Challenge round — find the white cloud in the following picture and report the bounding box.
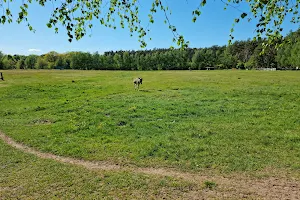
[28,48,41,52]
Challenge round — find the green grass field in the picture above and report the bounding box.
[1,70,299,175]
[0,139,198,199]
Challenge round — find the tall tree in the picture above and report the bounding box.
[219,48,237,69]
[55,55,67,69]
[134,53,141,70]
[25,55,38,69]
[290,43,300,69]
[0,51,4,69]
[113,53,122,70]
[44,51,59,69]
[4,27,300,71]
[2,56,16,69]
[122,51,131,70]
[191,50,201,70]
[92,52,104,70]
[16,59,26,69]
[35,57,48,69]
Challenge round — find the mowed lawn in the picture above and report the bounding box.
[0,70,299,175]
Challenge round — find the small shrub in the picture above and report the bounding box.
[203,181,217,189]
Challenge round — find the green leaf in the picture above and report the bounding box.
[1,16,6,24]
[241,13,247,19]
[195,10,201,16]
[28,25,33,31]
[6,9,11,16]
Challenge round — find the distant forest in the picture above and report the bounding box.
[1,29,300,70]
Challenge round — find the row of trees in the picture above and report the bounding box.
[1,29,300,70]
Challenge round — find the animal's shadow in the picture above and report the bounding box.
[138,89,151,92]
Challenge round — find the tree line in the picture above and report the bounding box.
[1,29,300,71]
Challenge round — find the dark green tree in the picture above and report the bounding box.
[25,55,38,69]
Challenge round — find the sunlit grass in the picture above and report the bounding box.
[0,140,195,199]
[0,70,299,174]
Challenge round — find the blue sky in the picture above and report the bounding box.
[0,0,299,55]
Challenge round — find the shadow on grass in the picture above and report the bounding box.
[139,89,151,92]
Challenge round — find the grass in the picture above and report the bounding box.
[0,70,300,175]
[203,181,217,189]
[0,140,196,199]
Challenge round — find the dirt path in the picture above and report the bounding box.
[1,131,299,199]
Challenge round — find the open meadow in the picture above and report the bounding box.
[0,70,300,199]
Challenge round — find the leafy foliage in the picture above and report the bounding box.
[2,28,300,70]
[0,51,4,69]
[0,0,299,49]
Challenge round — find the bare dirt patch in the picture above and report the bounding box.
[0,131,299,199]
[33,119,52,124]
[27,119,53,126]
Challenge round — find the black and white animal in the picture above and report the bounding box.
[133,77,143,90]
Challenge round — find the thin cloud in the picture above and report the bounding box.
[28,49,41,52]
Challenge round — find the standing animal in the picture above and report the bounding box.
[133,77,143,90]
